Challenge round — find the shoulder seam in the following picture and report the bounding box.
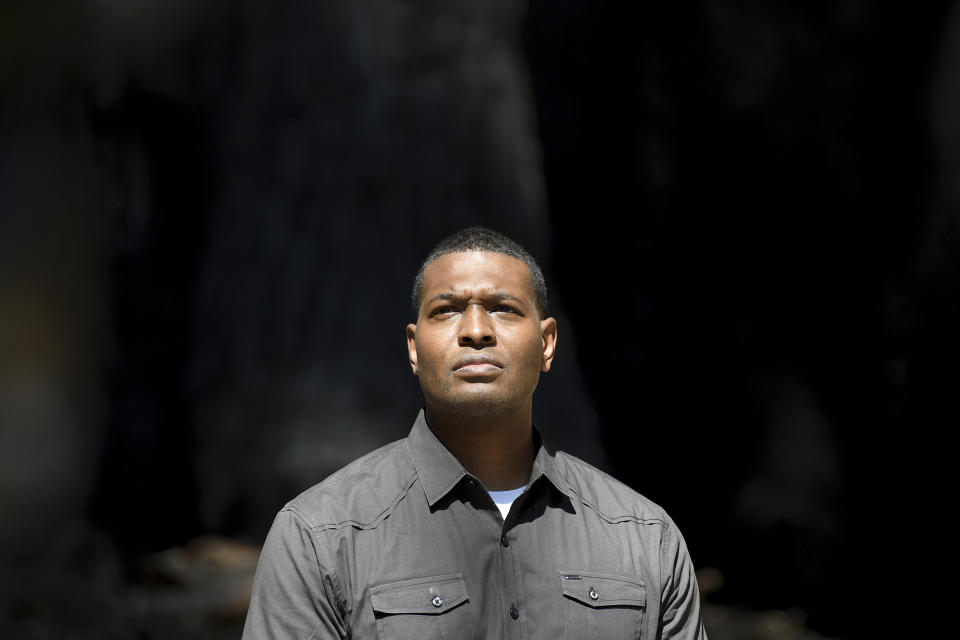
[289,467,420,532]
[312,441,407,493]
[565,484,668,526]
[554,451,669,526]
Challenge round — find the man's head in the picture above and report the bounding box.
[411,226,549,320]
[406,227,557,417]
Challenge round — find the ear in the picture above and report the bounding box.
[406,323,419,375]
[540,316,558,372]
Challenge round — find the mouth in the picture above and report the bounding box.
[452,354,504,378]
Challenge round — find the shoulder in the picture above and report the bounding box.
[552,449,673,529]
[283,438,418,532]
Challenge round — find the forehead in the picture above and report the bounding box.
[421,251,533,298]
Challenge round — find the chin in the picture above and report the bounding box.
[433,391,516,417]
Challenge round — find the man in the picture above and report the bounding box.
[243,226,707,639]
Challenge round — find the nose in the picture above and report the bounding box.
[458,304,496,347]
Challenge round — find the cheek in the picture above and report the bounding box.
[414,336,445,377]
[513,335,546,373]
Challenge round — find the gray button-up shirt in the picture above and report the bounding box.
[243,411,707,639]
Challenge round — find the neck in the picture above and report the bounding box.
[424,402,535,491]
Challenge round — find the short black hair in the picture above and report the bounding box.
[411,226,548,319]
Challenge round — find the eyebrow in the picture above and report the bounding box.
[427,292,524,305]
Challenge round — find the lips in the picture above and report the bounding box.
[453,353,504,372]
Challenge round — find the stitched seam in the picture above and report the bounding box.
[313,442,406,494]
[564,485,667,527]
[307,469,419,532]
[283,507,349,638]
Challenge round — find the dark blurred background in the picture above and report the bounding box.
[1,1,957,638]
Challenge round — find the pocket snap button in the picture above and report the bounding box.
[588,587,599,601]
[432,595,443,608]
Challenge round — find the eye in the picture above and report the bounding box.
[492,304,520,314]
[430,305,459,318]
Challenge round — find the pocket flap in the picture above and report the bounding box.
[370,573,469,615]
[559,571,646,608]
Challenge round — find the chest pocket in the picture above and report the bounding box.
[370,573,471,640]
[559,570,646,639]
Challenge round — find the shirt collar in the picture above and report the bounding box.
[406,409,571,506]
[529,431,572,499]
[407,409,470,506]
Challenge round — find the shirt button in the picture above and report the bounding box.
[589,587,599,601]
[500,535,509,547]
[432,595,443,608]
[509,604,519,619]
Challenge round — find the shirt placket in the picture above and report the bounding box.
[463,476,527,640]
[497,520,520,639]
[501,488,536,640]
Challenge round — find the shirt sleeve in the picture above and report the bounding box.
[657,518,708,640]
[242,508,349,640]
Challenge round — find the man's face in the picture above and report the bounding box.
[406,251,557,417]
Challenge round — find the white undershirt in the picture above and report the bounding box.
[488,487,526,519]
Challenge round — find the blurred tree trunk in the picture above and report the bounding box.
[88,0,604,549]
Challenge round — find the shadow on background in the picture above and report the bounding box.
[1,1,957,638]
